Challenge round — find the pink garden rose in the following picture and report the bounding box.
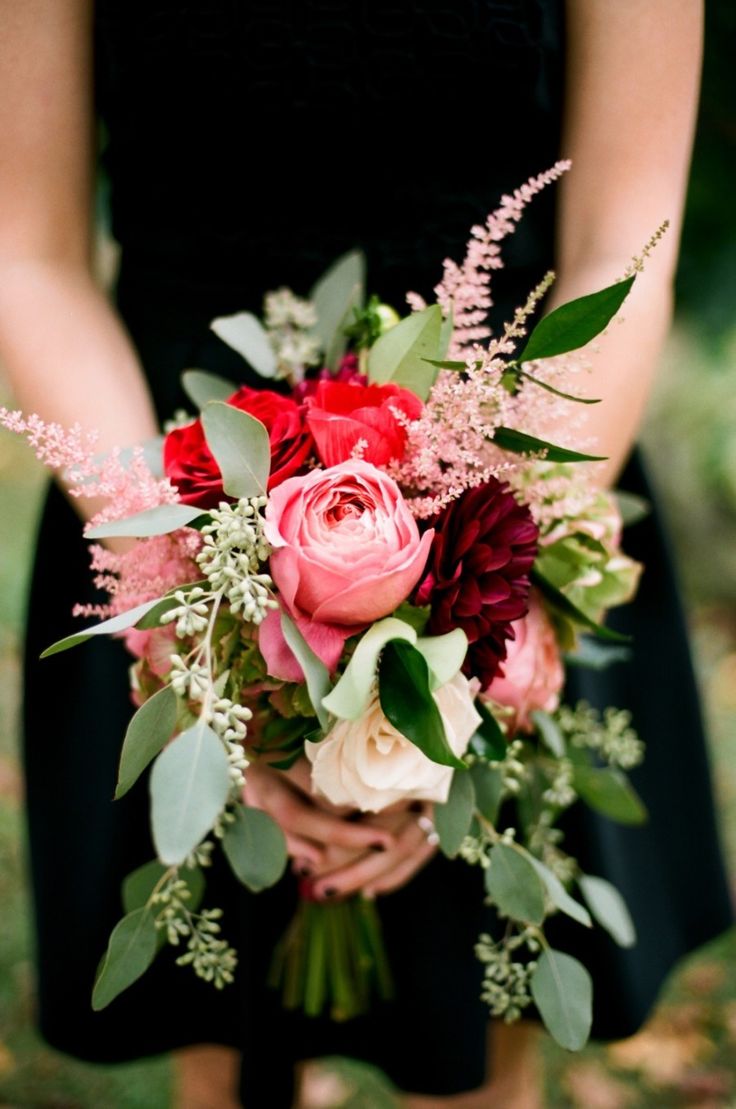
[263,461,433,670]
[481,594,564,734]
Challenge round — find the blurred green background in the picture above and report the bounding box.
[1,5,735,1106]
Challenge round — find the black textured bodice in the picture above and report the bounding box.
[95,0,566,317]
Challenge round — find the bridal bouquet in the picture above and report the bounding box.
[2,163,659,1051]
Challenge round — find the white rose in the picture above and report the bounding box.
[305,672,481,813]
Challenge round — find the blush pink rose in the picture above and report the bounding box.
[481,594,564,734]
[263,461,433,669]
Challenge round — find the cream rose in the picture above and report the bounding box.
[305,672,481,812]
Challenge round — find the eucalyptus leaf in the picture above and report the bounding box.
[201,400,270,498]
[92,907,159,1011]
[484,843,546,926]
[310,251,366,369]
[438,309,454,359]
[493,427,605,464]
[530,710,566,758]
[135,582,209,631]
[472,699,507,761]
[518,276,635,363]
[115,685,178,799]
[434,770,475,858]
[222,804,288,892]
[322,617,417,722]
[572,764,648,826]
[470,763,504,823]
[150,722,231,866]
[86,503,207,540]
[368,305,443,400]
[564,637,632,670]
[279,612,331,730]
[530,948,593,1051]
[122,859,205,916]
[378,640,466,769]
[40,597,172,658]
[414,628,468,690]
[614,490,651,527]
[526,855,592,928]
[531,568,632,644]
[211,312,277,378]
[182,368,238,409]
[578,874,637,948]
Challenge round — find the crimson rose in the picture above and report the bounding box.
[415,479,539,687]
[164,387,313,508]
[305,379,422,468]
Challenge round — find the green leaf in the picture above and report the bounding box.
[472,699,508,761]
[564,637,631,670]
[530,948,593,1051]
[614,490,651,527]
[517,369,601,405]
[85,503,208,540]
[210,312,278,378]
[40,597,171,658]
[414,627,468,690]
[391,602,430,636]
[222,803,288,892]
[530,710,566,758]
[572,764,648,826]
[134,582,209,630]
[368,305,443,400]
[122,859,205,916]
[484,843,546,926]
[439,310,454,359]
[150,721,232,866]
[322,617,417,722]
[279,612,331,731]
[310,251,366,369]
[422,358,467,371]
[378,640,466,769]
[92,907,159,1011]
[493,427,606,464]
[434,770,475,858]
[518,276,635,363]
[115,685,178,799]
[578,874,637,948]
[469,763,504,823]
[201,400,270,498]
[526,855,592,928]
[182,369,238,409]
[532,568,632,644]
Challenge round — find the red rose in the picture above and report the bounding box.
[164,387,314,508]
[415,479,539,687]
[305,379,422,468]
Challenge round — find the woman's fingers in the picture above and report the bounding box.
[308,814,435,900]
[363,839,437,898]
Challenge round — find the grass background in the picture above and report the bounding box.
[1,6,735,1100]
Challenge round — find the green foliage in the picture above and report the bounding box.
[182,368,238,408]
[368,305,443,400]
[415,627,468,689]
[150,722,232,865]
[86,503,207,539]
[40,597,171,658]
[531,948,593,1051]
[532,567,632,645]
[310,250,366,368]
[517,276,635,363]
[279,611,331,730]
[472,699,508,761]
[470,762,504,823]
[526,855,592,929]
[210,312,278,378]
[579,874,637,949]
[92,907,159,1011]
[484,843,546,926]
[322,617,416,721]
[391,601,430,635]
[201,400,271,498]
[115,685,178,799]
[493,426,606,464]
[435,770,475,858]
[122,859,205,916]
[531,710,567,758]
[572,763,648,826]
[378,640,465,769]
[222,804,288,892]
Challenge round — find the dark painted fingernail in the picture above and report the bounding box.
[297,865,313,877]
[370,842,387,852]
[346,809,363,823]
[322,886,337,898]
[409,801,424,813]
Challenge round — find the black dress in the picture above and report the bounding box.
[22,2,732,1105]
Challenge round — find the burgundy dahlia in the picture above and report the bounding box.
[415,479,539,687]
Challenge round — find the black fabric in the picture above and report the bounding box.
[22,1,732,1104]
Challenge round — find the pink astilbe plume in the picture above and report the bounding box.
[75,531,202,620]
[434,161,570,356]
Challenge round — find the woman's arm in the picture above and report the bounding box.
[547,0,703,485]
[0,0,158,480]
